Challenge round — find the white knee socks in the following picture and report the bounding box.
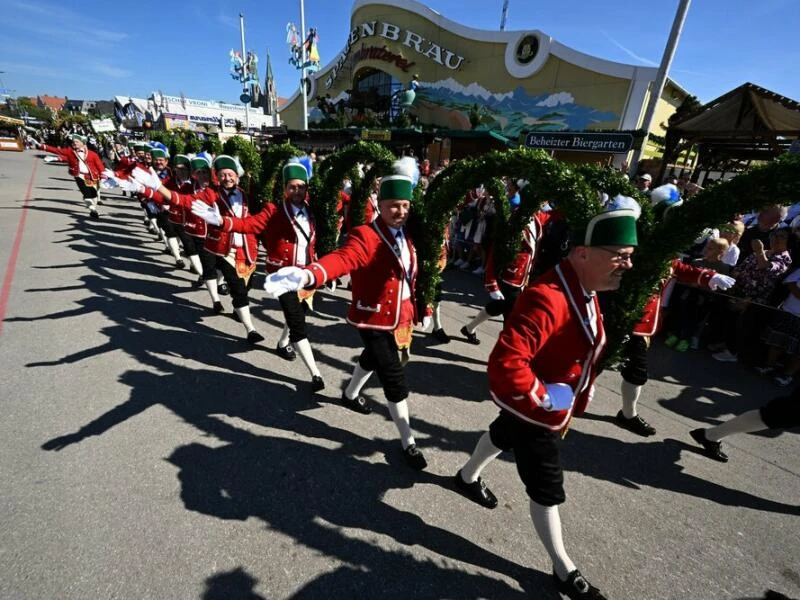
[433,302,443,331]
[387,400,415,449]
[621,381,642,418]
[345,363,373,400]
[705,409,767,442]
[167,237,181,262]
[278,324,291,348]
[460,432,502,483]
[529,500,577,581]
[205,279,221,303]
[294,339,321,377]
[466,308,491,334]
[188,254,203,275]
[234,306,257,334]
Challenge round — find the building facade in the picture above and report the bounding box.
[280,0,689,165]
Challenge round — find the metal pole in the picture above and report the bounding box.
[240,13,251,137]
[500,0,509,31]
[628,0,691,175]
[300,0,308,130]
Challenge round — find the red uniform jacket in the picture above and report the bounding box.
[163,177,193,225]
[41,144,105,181]
[633,258,715,336]
[220,199,317,274]
[142,182,210,238]
[488,259,606,431]
[484,213,546,293]
[172,186,258,262]
[304,219,419,330]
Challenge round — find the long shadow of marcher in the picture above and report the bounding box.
[560,428,799,516]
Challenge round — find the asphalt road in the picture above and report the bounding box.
[0,150,797,600]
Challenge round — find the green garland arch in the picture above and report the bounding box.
[417,148,603,307]
[315,141,396,256]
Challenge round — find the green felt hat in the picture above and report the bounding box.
[190,154,212,171]
[282,162,309,185]
[173,154,191,167]
[134,142,149,153]
[575,209,639,247]
[214,154,242,175]
[150,147,169,159]
[379,175,413,201]
[69,133,87,143]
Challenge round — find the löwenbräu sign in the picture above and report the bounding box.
[524,132,634,153]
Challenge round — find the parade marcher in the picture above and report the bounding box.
[264,158,430,470]
[460,204,550,345]
[690,387,800,462]
[165,154,196,273]
[149,143,184,267]
[610,190,735,437]
[453,205,641,600]
[133,155,265,344]
[34,133,106,220]
[191,157,325,392]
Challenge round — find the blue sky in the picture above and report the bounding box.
[1,0,797,106]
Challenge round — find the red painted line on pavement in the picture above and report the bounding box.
[0,159,39,335]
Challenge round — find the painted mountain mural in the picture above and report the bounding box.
[413,78,620,138]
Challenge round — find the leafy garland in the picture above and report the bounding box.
[417,148,603,307]
[315,141,396,255]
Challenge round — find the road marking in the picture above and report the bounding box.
[0,158,39,335]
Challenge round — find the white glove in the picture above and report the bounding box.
[541,382,574,412]
[27,137,41,148]
[421,316,432,331]
[708,273,735,291]
[264,266,309,299]
[131,167,161,191]
[118,179,144,194]
[489,290,505,301]
[191,200,223,226]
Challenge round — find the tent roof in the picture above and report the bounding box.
[673,82,800,137]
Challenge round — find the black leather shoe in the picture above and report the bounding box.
[311,375,325,392]
[690,428,728,462]
[454,470,498,509]
[247,330,265,344]
[89,210,99,220]
[175,259,185,270]
[431,328,451,343]
[194,276,205,288]
[615,410,656,436]
[218,283,230,296]
[460,325,480,345]
[212,301,224,314]
[340,391,371,414]
[276,343,296,361]
[402,444,427,470]
[553,569,607,599]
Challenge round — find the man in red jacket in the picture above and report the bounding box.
[264,159,429,470]
[135,155,265,344]
[453,206,639,600]
[35,133,106,220]
[191,158,325,392]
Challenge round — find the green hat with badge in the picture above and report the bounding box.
[379,175,413,201]
[282,156,312,186]
[573,195,640,247]
[214,154,244,176]
[378,157,419,201]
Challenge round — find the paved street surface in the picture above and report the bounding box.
[0,150,798,600]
